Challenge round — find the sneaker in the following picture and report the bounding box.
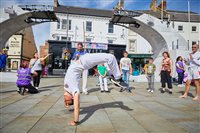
[161,88,165,93]
[35,87,39,90]
[110,76,127,88]
[127,89,132,93]
[119,88,124,92]
[150,90,154,93]
[101,90,104,93]
[147,89,151,92]
[83,91,88,95]
[105,90,110,93]
[168,89,172,94]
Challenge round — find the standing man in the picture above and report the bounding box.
[120,51,133,93]
[72,42,88,95]
[180,44,200,101]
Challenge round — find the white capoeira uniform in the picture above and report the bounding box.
[64,53,121,96]
[186,51,200,80]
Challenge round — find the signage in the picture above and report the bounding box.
[8,35,22,56]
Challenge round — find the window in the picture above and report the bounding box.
[108,23,114,33]
[129,40,137,52]
[192,26,197,32]
[62,19,67,29]
[57,19,60,29]
[178,26,183,31]
[108,40,113,44]
[86,21,92,32]
[56,36,60,40]
[86,38,91,42]
[68,20,72,30]
[61,36,67,41]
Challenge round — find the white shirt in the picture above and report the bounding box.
[120,57,131,70]
[186,51,200,68]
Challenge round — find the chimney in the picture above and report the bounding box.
[54,0,59,7]
[150,0,157,12]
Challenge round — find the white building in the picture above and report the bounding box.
[49,5,200,77]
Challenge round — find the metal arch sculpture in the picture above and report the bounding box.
[110,9,168,58]
[0,5,58,50]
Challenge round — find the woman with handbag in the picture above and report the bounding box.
[29,52,51,90]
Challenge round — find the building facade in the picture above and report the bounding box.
[6,27,37,70]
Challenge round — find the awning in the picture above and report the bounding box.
[128,54,153,58]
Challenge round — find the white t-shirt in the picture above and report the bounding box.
[120,57,131,70]
[30,59,42,71]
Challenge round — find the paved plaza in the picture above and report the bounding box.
[0,76,199,133]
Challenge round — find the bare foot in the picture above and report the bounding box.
[69,121,78,126]
[192,97,199,101]
[179,95,187,98]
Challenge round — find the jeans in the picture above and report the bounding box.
[161,70,172,89]
[122,69,130,90]
[147,74,155,90]
[177,72,184,84]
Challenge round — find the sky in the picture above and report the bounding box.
[0,0,200,50]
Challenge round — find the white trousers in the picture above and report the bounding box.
[81,69,88,92]
[99,76,108,91]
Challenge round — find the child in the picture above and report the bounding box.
[176,56,185,87]
[98,63,109,93]
[16,62,38,95]
[119,51,133,93]
[145,57,156,93]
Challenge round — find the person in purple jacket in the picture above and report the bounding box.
[176,56,185,87]
[16,62,38,95]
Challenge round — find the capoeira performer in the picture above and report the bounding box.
[64,53,127,126]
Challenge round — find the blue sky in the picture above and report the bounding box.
[0,0,199,50]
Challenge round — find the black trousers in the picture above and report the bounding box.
[33,70,42,87]
[161,70,173,89]
[18,84,38,94]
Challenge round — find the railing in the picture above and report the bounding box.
[18,5,54,12]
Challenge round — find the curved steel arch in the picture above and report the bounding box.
[0,11,57,50]
[111,12,168,58]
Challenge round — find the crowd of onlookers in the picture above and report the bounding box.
[14,42,200,101]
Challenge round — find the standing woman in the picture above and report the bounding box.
[160,51,173,94]
[29,52,51,90]
[176,56,185,87]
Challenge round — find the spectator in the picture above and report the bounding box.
[16,62,38,95]
[29,52,51,90]
[98,63,109,93]
[176,56,185,87]
[72,42,88,95]
[0,49,7,72]
[144,57,156,93]
[160,51,173,94]
[120,51,133,93]
[180,44,200,101]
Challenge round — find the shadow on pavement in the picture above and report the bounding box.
[79,101,133,124]
[176,91,194,98]
[40,85,63,89]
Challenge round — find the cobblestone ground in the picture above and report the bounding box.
[0,77,199,133]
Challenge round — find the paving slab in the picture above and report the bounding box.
[0,77,199,133]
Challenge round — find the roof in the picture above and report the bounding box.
[54,5,200,22]
[54,5,112,18]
